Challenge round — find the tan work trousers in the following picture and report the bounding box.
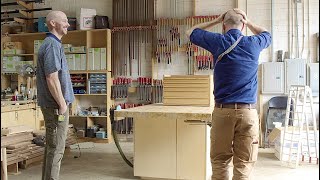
[41,107,69,180]
[211,108,259,180]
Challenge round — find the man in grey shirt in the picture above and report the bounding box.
[36,10,74,180]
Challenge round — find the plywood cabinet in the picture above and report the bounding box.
[35,107,44,130]
[115,104,213,180]
[134,117,177,179]
[177,119,211,180]
[17,108,35,129]
[1,111,16,127]
[1,105,36,129]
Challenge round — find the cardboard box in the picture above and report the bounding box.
[80,54,87,70]
[63,44,72,53]
[100,48,107,70]
[269,127,319,160]
[71,46,86,53]
[3,42,23,50]
[34,40,44,54]
[2,56,25,72]
[2,49,25,55]
[94,48,101,70]
[67,54,75,70]
[74,54,81,70]
[76,8,96,30]
[88,48,94,70]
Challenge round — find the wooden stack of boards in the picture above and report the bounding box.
[163,75,214,107]
[1,126,44,172]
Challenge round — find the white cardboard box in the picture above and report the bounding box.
[80,54,87,70]
[67,55,75,70]
[94,48,101,70]
[88,48,94,70]
[76,8,96,30]
[100,48,107,70]
[270,127,319,160]
[74,54,81,70]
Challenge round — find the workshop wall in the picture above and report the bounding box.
[31,0,319,122]
[33,0,112,20]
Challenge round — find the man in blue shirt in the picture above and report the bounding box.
[186,9,271,180]
[37,11,74,180]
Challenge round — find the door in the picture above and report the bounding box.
[1,111,16,127]
[17,109,35,129]
[134,116,177,179]
[177,118,211,180]
[262,62,285,94]
[285,59,306,93]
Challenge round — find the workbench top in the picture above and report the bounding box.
[1,100,36,112]
[115,103,214,121]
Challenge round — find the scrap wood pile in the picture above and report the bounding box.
[32,124,78,148]
[1,124,78,167]
[1,125,44,167]
[66,124,77,147]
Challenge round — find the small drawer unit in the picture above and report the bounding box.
[88,73,107,94]
[71,74,87,94]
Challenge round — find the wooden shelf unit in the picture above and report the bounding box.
[1,29,113,143]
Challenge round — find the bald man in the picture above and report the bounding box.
[36,11,74,180]
[186,9,271,180]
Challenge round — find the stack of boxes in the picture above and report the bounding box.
[88,48,107,70]
[33,41,107,71]
[64,44,87,71]
[2,41,33,72]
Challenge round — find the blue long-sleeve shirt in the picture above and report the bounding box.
[190,28,271,104]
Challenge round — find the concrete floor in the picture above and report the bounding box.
[8,142,319,180]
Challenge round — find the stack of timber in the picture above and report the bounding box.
[1,125,44,172]
[33,124,78,148]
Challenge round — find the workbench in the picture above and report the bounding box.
[115,104,214,180]
[1,100,43,130]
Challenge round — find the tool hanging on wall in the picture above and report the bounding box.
[152,79,163,103]
[155,15,220,73]
[111,77,132,99]
[137,77,153,102]
[112,0,155,77]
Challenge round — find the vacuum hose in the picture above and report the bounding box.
[110,108,133,168]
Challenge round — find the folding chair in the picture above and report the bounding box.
[264,96,293,148]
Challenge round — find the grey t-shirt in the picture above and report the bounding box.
[36,33,74,108]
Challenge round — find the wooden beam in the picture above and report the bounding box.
[16,0,33,10]
[13,17,26,24]
[18,10,28,17]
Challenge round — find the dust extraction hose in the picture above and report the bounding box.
[110,108,133,168]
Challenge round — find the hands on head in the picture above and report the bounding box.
[232,8,248,25]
